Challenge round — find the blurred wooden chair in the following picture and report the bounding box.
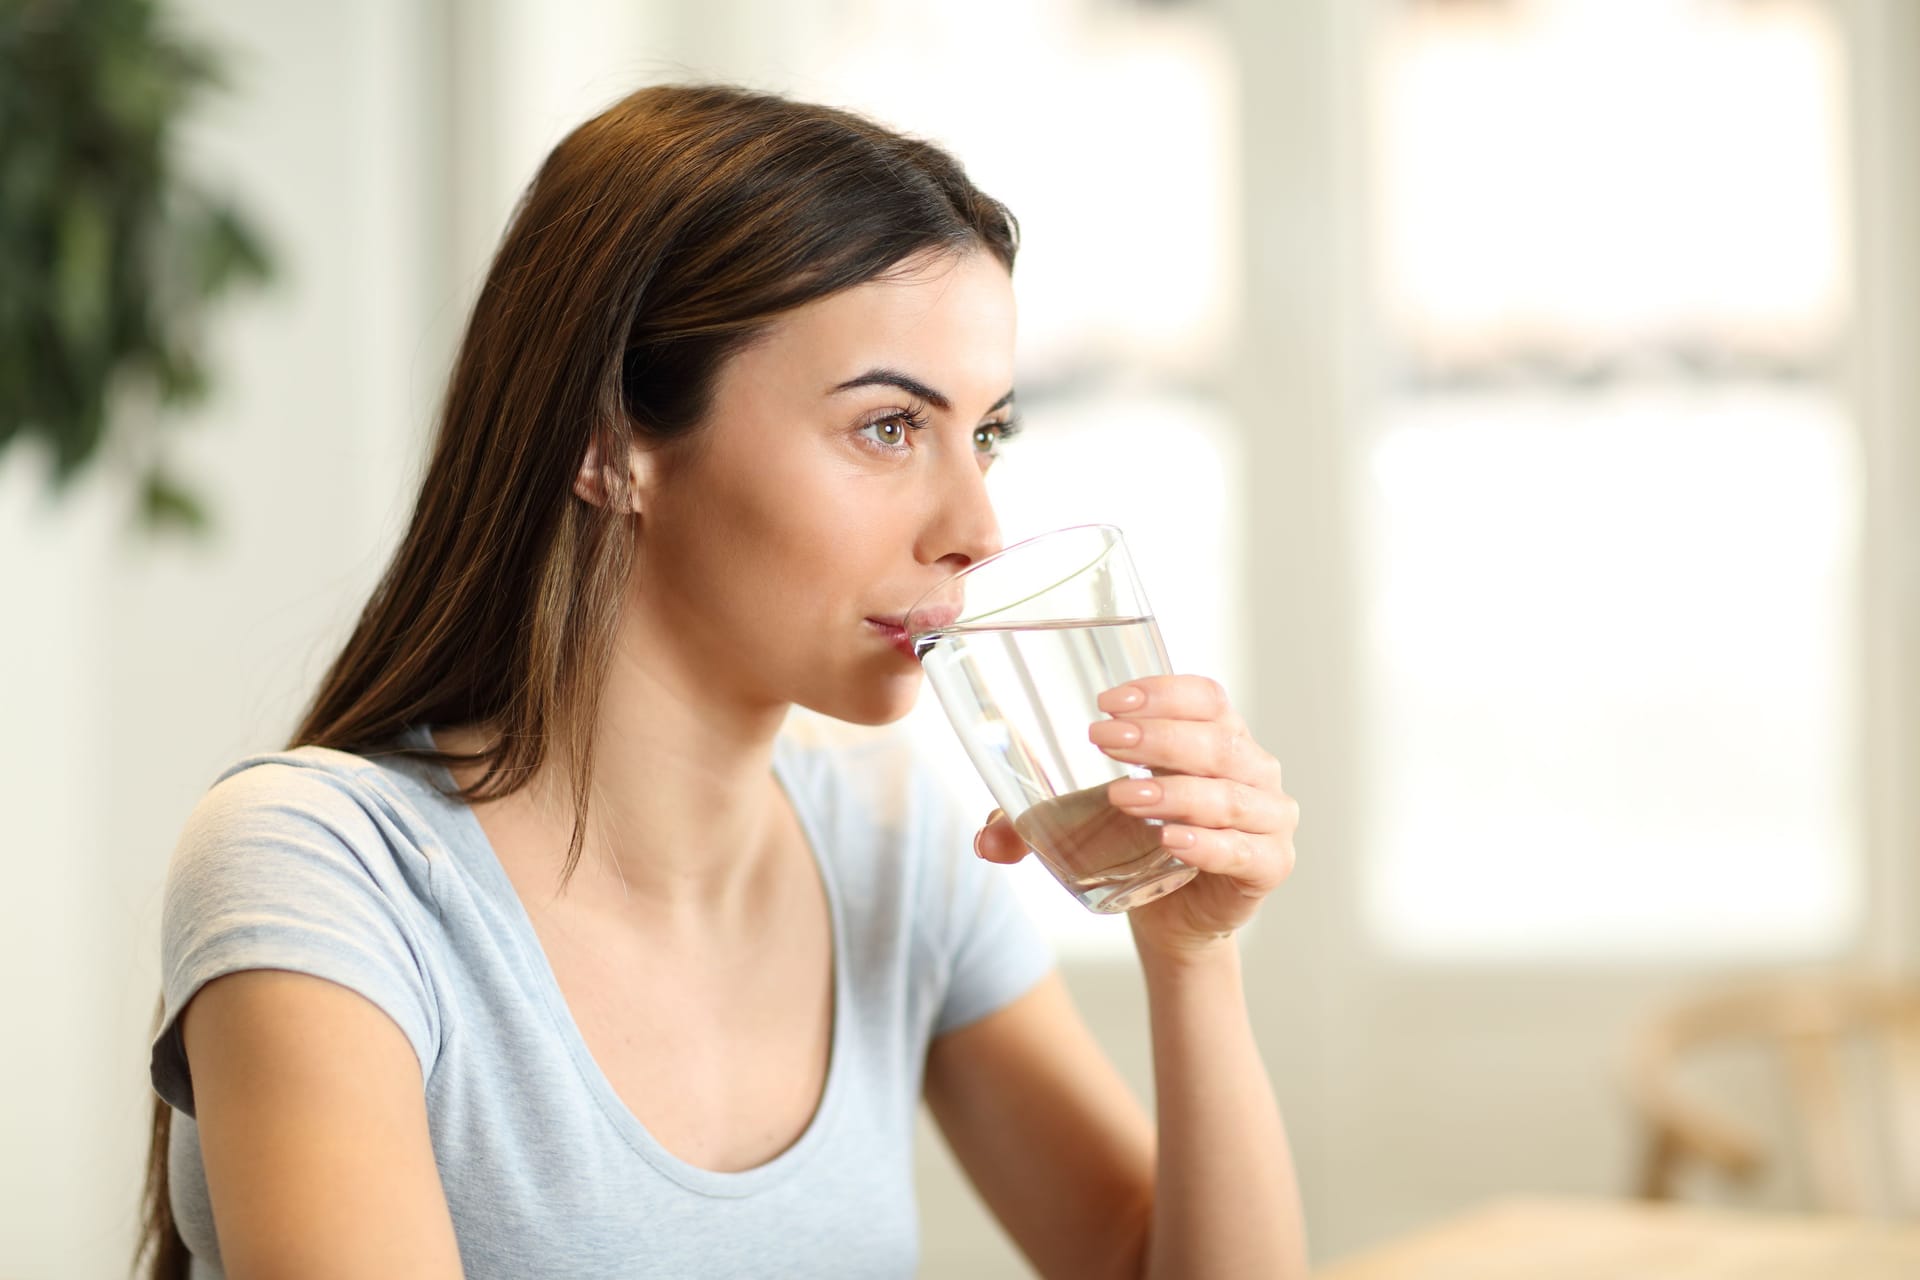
[1626,971,1920,1219]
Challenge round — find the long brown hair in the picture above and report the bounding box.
[135,79,1018,1277]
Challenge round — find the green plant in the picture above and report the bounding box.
[0,0,274,535]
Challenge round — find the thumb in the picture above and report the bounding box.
[973,807,1032,865]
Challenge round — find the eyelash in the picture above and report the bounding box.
[856,404,1024,459]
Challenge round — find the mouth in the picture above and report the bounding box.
[862,617,919,660]
[867,602,963,635]
[863,603,962,661]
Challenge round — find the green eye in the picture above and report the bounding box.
[974,418,1023,455]
[858,413,919,451]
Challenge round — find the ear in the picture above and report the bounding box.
[573,433,655,514]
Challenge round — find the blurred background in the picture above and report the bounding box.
[4,0,1917,1275]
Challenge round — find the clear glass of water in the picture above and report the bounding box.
[905,524,1200,914]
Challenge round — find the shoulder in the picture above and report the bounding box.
[166,738,448,918]
[193,742,399,823]
[155,739,452,1110]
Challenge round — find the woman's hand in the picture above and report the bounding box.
[974,674,1299,962]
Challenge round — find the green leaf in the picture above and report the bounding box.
[154,345,209,405]
[0,0,275,530]
[139,464,211,533]
[196,202,274,297]
[50,396,108,486]
[53,190,113,351]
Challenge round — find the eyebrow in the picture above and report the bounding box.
[828,368,1015,415]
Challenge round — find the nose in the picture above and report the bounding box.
[923,445,1003,573]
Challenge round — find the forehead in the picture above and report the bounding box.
[740,250,1016,390]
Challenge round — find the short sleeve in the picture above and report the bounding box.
[920,769,1057,1038]
[149,760,441,1117]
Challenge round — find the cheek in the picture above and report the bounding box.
[670,449,894,613]
[762,499,896,616]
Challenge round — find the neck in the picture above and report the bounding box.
[439,629,796,924]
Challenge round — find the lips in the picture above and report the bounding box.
[862,617,919,660]
[868,602,962,635]
[864,601,962,662]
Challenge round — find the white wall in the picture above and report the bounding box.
[2,2,451,1272]
[2,442,122,1274]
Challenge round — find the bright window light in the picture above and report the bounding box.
[1362,0,1860,961]
[1374,0,1848,359]
[808,4,1238,375]
[1360,390,1861,959]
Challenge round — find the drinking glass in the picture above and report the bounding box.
[905,523,1199,914]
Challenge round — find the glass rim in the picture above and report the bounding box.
[904,522,1125,639]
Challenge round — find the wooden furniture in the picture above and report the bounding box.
[1313,1195,1920,1279]
[1625,972,1920,1217]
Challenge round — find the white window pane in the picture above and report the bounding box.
[1360,388,1861,959]
[1374,0,1849,358]
[809,6,1238,373]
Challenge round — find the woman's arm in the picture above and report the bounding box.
[924,973,1156,1280]
[181,969,466,1277]
[966,671,1308,1277]
[1135,938,1306,1278]
[925,955,1306,1280]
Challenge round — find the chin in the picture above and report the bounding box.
[803,670,923,728]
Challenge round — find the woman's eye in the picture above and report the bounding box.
[856,412,1012,457]
[858,416,912,449]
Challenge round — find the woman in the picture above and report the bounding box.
[137,82,1305,1278]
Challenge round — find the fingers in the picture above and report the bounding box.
[1106,773,1296,837]
[1095,674,1241,729]
[975,789,1301,893]
[1142,819,1296,890]
[973,808,1031,865]
[1088,713,1279,787]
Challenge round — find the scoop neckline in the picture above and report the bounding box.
[402,723,851,1199]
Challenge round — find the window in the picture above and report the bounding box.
[1361,0,1860,959]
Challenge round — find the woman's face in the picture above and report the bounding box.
[630,247,1017,726]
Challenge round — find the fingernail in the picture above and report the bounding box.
[986,807,1004,826]
[1089,719,1142,747]
[1100,686,1144,712]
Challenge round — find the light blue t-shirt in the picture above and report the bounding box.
[149,717,1055,1279]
